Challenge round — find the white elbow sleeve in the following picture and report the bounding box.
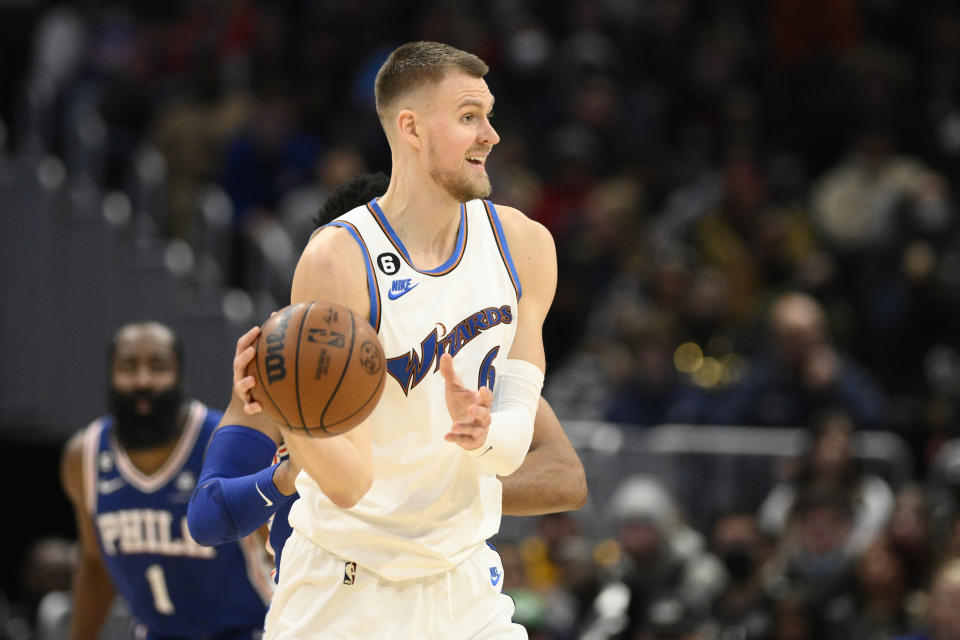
[468,359,544,476]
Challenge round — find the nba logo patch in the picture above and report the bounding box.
[343,561,357,585]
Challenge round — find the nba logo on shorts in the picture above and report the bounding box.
[343,561,357,585]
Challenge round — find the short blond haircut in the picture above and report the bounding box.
[374,41,488,120]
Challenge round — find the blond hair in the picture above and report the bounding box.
[374,41,488,120]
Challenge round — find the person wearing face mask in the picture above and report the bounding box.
[709,509,775,640]
[60,322,272,640]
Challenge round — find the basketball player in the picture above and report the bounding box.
[225,42,561,638]
[60,322,272,640]
[187,173,585,581]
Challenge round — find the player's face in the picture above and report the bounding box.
[422,70,500,202]
[108,325,183,449]
[110,327,179,406]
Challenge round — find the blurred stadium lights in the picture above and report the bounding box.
[36,154,65,191]
[101,191,133,228]
[164,238,195,277]
[221,287,255,324]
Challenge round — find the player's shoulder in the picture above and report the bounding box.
[196,401,224,441]
[308,202,369,242]
[62,417,104,459]
[198,402,224,426]
[62,429,86,464]
[301,222,364,266]
[486,202,555,254]
[61,423,95,503]
[292,213,372,315]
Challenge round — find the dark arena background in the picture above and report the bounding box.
[3,1,960,639]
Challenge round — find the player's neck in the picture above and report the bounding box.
[122,406,189,476]
[377,177,463,267]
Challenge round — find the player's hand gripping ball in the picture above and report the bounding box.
[249,302,386,436]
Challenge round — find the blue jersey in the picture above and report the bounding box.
[265,443,294,583]
[82,401,272,639]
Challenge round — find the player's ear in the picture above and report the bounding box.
[396,109,422,151]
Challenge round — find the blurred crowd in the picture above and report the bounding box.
[7,0,960,638]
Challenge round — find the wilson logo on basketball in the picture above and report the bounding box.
[264,308,294,383]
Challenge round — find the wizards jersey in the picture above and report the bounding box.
[82,401,273,639]
[289,198,522,581]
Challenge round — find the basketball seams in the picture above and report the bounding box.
[293,302,315,431]
[256,325,293,429]
[318,308,357,435]
[322,367,385,429]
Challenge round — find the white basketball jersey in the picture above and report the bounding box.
[289,198,522,581]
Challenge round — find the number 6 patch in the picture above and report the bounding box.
[377,252,400,275]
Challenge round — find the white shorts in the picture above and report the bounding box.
[264,532,526,640]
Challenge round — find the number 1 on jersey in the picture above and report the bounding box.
[145,564,175,614]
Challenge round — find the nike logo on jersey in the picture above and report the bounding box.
[98,477,126,494]
[256,482,273,507]
[387,278,419,300]
[478,446,493,457]
[490,567,502,586]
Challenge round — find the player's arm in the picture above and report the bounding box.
[266,227,375,508]
[187,389,299,546]
[61,431,115,640]
[443,206,557,477]
[501,398,587,515]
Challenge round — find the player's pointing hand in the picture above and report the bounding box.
[439,353,493,450]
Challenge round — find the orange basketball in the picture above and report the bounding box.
[249,301,385,436]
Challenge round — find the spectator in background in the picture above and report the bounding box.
[147,48,254,243]
[498,542,554,640]
[846,535,917,640]
[604,311,710,427]
[758,408,894,554]
[219,77,320,288]
[8,537,85,640]
[765,488,860,640]
[887,485,936,594]
[770,595,813,640]
[691,154,817,324]
[220,79,320,223]
[636,595,713,640]
[582,476,726,640]
[277,144,367,251]
[808,125,959,418]
[945,514,960,561]
[519,512,582,594]
[545,535,603,639]
[893,558,960,640]
[709,509,775,640]
[928,439,960,558]
[715,291,889,429]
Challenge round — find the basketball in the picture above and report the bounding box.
[249,301,386,436]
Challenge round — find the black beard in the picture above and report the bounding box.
[108,386,185,450]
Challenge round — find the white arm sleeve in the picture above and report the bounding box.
[467,358,544,477]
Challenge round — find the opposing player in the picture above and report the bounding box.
[187,172,585,581]
[60,322,272,640]
[225,42,560,638]
[186,173,394,581]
